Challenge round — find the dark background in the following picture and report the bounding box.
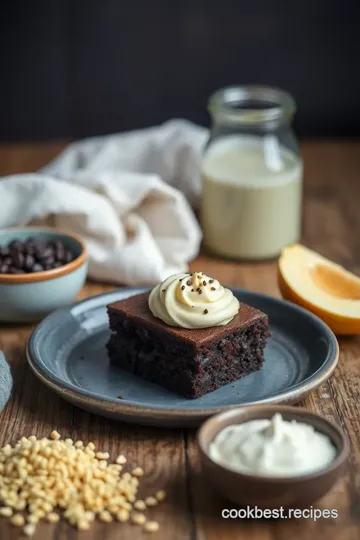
[1,0,360,141]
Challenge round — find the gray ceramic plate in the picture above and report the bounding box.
[27,288,339,428]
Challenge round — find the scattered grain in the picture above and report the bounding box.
[99,510,112,522]
[155,490,166,502]
[145,496,157,507]
[11,513,25,527]
[134,500,146,511]
[131,467,144,477]
[0,507,13,517]
[116,509,130,522]
[46,512,60,523]
[144,520,160,532]
[0,432,165,533]
[95,452,110,460]
[23,523,36,537]
[131,512,146,525]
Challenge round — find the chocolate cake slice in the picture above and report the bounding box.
[107,292,269,399]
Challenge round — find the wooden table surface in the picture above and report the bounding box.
[0,140,359,540]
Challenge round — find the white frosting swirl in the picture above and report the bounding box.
[148,272,240,329]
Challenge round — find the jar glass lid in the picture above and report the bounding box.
[208,86,296,127]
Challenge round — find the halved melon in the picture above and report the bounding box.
[278,244,360,335]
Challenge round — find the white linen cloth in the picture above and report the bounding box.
[0,120,208,285]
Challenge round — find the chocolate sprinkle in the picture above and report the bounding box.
[191,289,194,292]
[181,285,185,290]
[203,280,207,286]
[204,309,208,314]
[186,280,191,286]
[162,289,166,292]
[198,290,202,294]
[209,279,214,283]
[211,287,216,291]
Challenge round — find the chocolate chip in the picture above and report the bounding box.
[9,267,25,274]
[24,255,35,271]
[12,251,25,269]
[24,244,36,255]
[55,244,65,261]
[32,263,44,272]
[0,237,76,274]
[53,239,64,250]
[64,251,74,263]
[34,245,46,260]
[42,255,55,266]
[39,247,54,260]
[9,240,25,252]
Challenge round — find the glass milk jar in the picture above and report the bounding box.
[201,86,303,261]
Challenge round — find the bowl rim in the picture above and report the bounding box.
[0,226,88,284]
[197,404,349,483]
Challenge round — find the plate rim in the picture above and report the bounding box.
[27,287,340,422]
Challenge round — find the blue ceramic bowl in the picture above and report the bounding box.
[0,227,88,323]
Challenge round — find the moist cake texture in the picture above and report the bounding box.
[107,292,269,399]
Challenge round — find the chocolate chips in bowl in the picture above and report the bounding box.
[0,238,76,275]
[0,228,87,322]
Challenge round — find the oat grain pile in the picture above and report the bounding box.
[0,430,165,536]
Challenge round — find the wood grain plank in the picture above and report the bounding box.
[0,140,70,176]
[0,141,360,539]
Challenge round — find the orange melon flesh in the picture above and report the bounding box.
[278,244,360,335]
